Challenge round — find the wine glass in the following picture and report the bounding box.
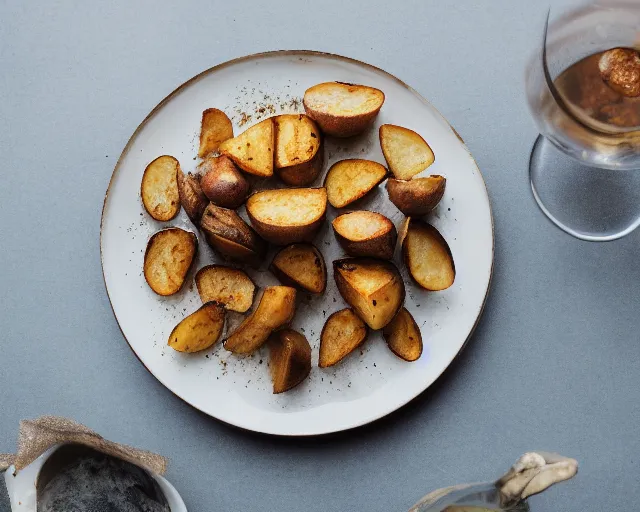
[526,1,640,241]
[409,452,577,512]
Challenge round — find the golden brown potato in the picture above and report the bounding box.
[332,211,397,260]
[382,308,423,361]
[195,265,256,313]
[270,243,326,294]
[397,217,410,248]
[200,203,267,267]
[319,309,368,367]
[224,286,297,354]
[246,187,327,245]
[141,155,181,221]
[303,82,385,137]
[324,159,388,208]
[333,258,405,330]
[177,169,208,223]
[199,156,250,209]
[168,302,226,353]
[402,220,455,291]
[386,176,446,216]
[599,48,640,98]
[379,124,435,180]
[143,228,197,296]
[198,108,233,158]
[269,329,312,393]
[274,114,323,186]
[219,118,274,177]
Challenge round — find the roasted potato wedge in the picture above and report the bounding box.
[403,220,455,291]
[274,114,323,186]
[141,155,181,221]
[397,217,411,248]
[324,159,388,208]
[200,203,267,267]
[270,243,326,294]
[332,210,397,260]
[199,156,250,209]
[333,258,405,330]
[386,176,446,216]
[319,309,368,367]
[224,286,297,354]
[177,170,208,223]
[219,118,274,177]
[195,265,256,313]
[143,228,197,296]
[269,329,312,393]
[198,108,233,158]
[380,124,435,180]
[303,82,385,137]
[382,308,423,361]
[168,302,225,353]
[246,187,327,245]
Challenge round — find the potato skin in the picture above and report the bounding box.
[269,264,322,293]
[269,329,312,394]
[200,203,267,266]
[248,211,325,246]
[177,169,208,223]
[386,176,446,216]
[334,229,396,260]
[204,234,263,267]
[303,107,380,138]
[274,114,324,186]
[332,212,397,260]
[246,188,328,245]
[199,156,250,209]
[276,147,324,186]
[382,307,423,361]
[303,82,385,137]
[269,243,327,294]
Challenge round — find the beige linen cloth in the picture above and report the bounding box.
[0,416,167,475]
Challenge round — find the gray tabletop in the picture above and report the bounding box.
[1,0,638,510]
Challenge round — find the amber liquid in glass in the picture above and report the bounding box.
[554,51,640,132]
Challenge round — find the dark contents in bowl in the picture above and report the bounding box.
[37,444,170,512]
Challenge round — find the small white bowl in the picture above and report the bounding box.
[3,444,187,511]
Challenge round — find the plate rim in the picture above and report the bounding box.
[100,49,495,437]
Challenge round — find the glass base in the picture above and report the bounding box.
[529,136,640,241]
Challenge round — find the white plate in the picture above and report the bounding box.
[101,51,493,436]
